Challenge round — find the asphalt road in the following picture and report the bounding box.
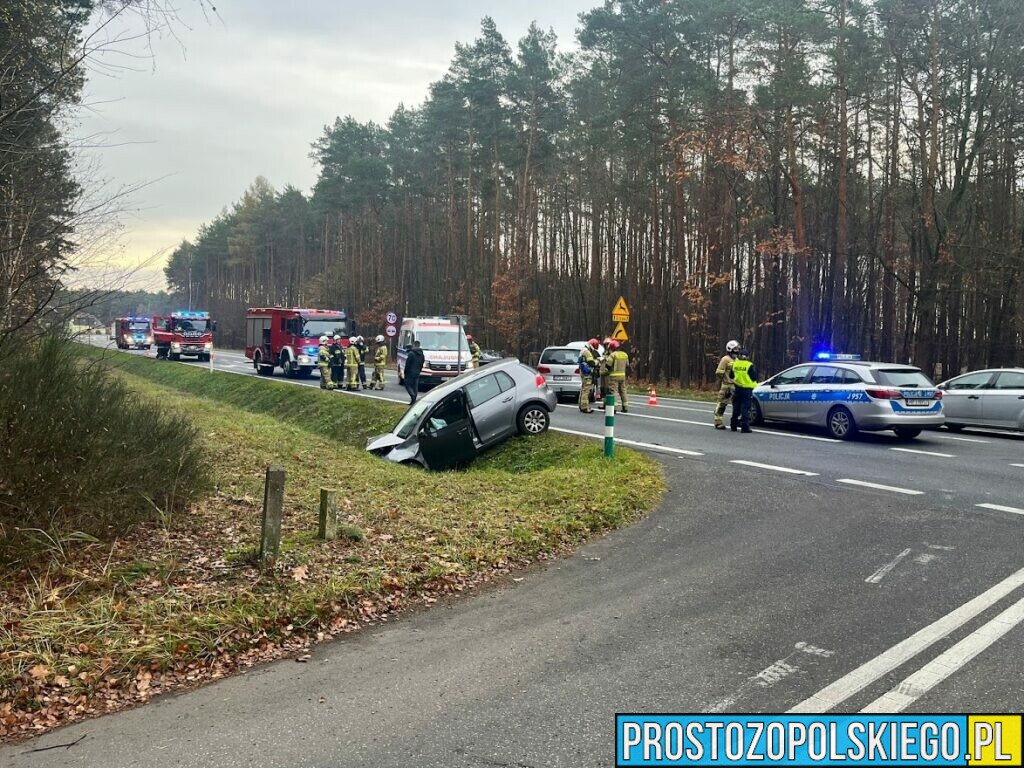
[4,338,1019,766]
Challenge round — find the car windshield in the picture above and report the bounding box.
[173,318,209,332]
[394,401,430,439]
[128,322,150,331]
[875,369,934,388]
[540,348,578,365]
[416,329,467,351]
[301,317,347,338]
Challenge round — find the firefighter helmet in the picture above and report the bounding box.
[319,335,328,344]
[375,334,385,343]
[608,339,621,350]
[726,339,741,353]
[588,338,600,348]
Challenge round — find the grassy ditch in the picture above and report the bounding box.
[1,349,664,740]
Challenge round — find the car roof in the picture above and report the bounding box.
[419,358,523,402]
[949,367,1024,374]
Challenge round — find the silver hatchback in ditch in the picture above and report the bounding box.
[752,359,945,440]
[366,359,558,470]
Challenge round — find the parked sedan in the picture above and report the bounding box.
[937,368,1024,432]
[366,359,557,470]
[537,346,582,401]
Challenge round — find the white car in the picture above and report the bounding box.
[938,368,1024,432]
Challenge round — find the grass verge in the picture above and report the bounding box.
[0,349,664,741]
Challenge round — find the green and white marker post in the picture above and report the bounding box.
[604,392,615,458]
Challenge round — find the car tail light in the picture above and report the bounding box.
[865,388,902,399]
[537,366,551,374]
[574,367,580,374]
[535,375,546,388]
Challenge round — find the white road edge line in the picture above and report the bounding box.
[889,447,955,458]
[860,596,1024,713]
[836,479,924,496]
[550,427,703,456]
[975,502,1024,517]
[787,565,1024,713]
[865,548,912,584]
[1011,463,1024,468]
[729,460,818,476]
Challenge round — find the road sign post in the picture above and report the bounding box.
[604,393,616,458]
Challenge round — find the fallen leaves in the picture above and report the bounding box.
[290,564,309,583]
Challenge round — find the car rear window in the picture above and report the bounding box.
[540,348,578,365]
[874,369,934,388]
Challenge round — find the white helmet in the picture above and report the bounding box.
[726,340,741,353]
[333,334,341,341]
[319,335,328,344]
[375,334,385,343]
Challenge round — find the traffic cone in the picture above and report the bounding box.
[648,387,658,406]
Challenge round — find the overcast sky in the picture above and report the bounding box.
[73,0,595,290]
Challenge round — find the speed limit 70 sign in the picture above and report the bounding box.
[385,312,398,325]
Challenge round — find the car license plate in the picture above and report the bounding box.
[553,375,571,381]
[906,398,931,406]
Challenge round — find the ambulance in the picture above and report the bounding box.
[396,316,473,390]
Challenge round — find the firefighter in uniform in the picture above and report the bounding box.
[467,335,482,368]
[354,336,368,389]
[729,348,759,433]
[345,337,361,390]
[714,339,741,429]
[317,335,334,390]
[597,337,613,406]
[329,335,344,388]
[578,338,600,413]
[372,335,388,390]
[606,339,630,412]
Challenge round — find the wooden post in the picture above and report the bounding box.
[260,465,285,568]
[318,488,338,541]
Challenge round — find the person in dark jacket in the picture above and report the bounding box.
[355,336,368,389]
[329,335,344,388]
[403,340,425,403]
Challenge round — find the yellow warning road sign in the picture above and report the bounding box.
[612,322,629,342]
[611,296,630,323]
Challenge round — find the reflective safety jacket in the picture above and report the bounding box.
[731,359,757,389]
[345,345,360,366]
[329,343,344,366]
[716,353,735,382]
[469,341,481,365]
[608,350,629,380]
[579,345,598,376]
[375,346,387,365]
[317,345,331,367]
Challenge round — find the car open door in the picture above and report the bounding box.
[418,390,477,470]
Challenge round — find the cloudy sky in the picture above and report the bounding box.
[74,0,596,290]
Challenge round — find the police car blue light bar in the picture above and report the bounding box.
[813,351,862,361]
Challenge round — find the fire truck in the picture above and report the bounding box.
[244,307,352,377]
[152,311,216,361]
[113,316,153,349]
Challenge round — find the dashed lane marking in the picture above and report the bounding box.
[860,597,1024,713]
[889,447,955,458]
[1011,463,1024,468]
[975,502,1024,517]
[865,548,912,584]
[729,460,818,476]
[573,407,841,443]
[931,433,990,444]
[836,479,924,496]
[787,565,1024,713]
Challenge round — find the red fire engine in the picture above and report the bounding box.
[113,316,153,349]
[152,311,216,361]
[244,307,352,377]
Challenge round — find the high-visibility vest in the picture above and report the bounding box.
[318,346,330,366]
[732,359,756,389]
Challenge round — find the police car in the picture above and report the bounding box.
[751,355,945,440]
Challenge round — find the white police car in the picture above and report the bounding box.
[751,355,945,440]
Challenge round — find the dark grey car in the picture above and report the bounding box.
[366,359,558,470]
[938,368,1024,432]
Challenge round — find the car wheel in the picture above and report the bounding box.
[945,423,965,432]
[751,400,764,426]
[517,404,550,436]
[893,427,922,440]
[827,406,857,440]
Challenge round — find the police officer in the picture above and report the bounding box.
[578,338,600,413]
[467,334,482,368]
[345,337,361,391]
[317,335,334,390]
[372,335,388,390]
[606,339,630,412]
[730,348,759,433]
[714,340,741,429]
[329,334,344,387]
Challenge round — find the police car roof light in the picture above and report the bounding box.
[813,351,862,362]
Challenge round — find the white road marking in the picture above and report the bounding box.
[729,460,818,476]
[889,447,955,458]
[787,565,1024,713]
[836,479,924,496]
[860,596,1024,713]
[583,407,841,443]
[706,642,834,713]
[865,548,912,584]
[550,427,703,456]
[975,502,1024,517]
[1011,463,1024,468]
[931,433,990,444]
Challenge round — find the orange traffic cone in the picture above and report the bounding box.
[648,387,658,406]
